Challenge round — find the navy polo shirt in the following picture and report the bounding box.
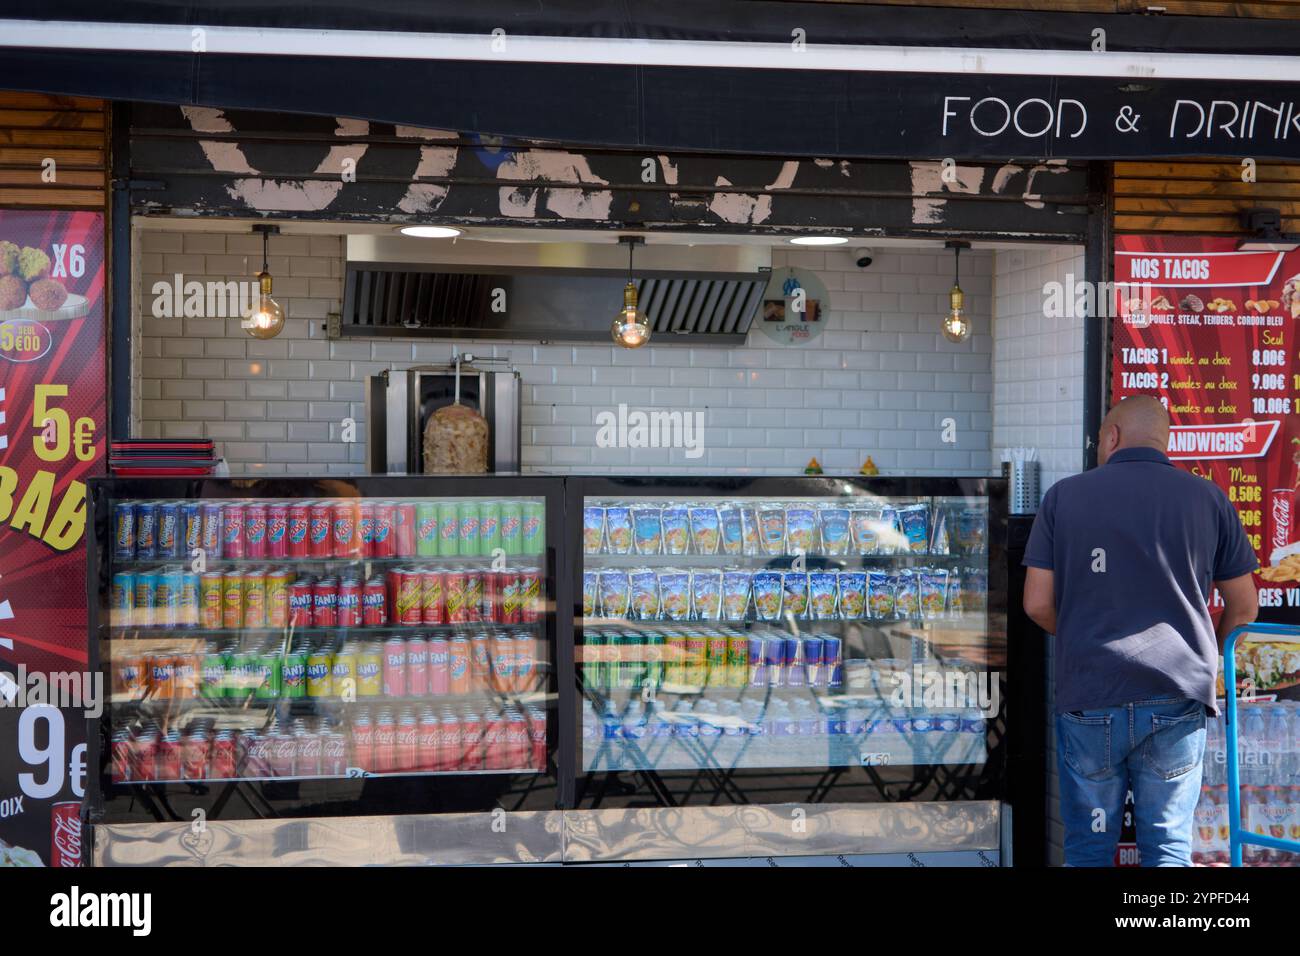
[1024,447,1257,714]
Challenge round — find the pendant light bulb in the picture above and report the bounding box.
[243,225,286,339]
[612,236,650,348]
[941,240,971,343]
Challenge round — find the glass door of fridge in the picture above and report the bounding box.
[573,477,1006,808]
[91,476,560,822]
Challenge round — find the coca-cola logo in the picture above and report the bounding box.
[1272,495,1292,542]
[52,809,82,866]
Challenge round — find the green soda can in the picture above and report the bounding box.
[253,647,282,700]
[644,632,664,690]
[500,501,522,555]
[457,501,480,555]
[583,630,606,692]
[521,501,544,556]
[621,631,643,690]
[416,502,438,557]
[437,502,459,557]
[705,630,729,687]
[607,631,627,689]
[726,632,748,688]
[478,500,502,555]
[227,650,254,699]
[200,651,228,699]
[281,647,307,698]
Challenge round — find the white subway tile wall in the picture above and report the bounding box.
[992,246,1087,491]
[134,233,996,477]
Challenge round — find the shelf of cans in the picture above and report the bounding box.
[582,498,986,558]
[110,702,549,784]
[112,496,546,563]
[109,563,543,631]
[1193,700,1300,866]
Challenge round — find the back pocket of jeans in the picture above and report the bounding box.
[1059,712,1112,781]
[1147,706,1207,780]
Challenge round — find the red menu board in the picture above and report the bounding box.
[0,210,105,866]
[1112,235,1299,626]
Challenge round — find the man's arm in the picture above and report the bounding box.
[1023,566,1057,634]
[1214,572,1259,649]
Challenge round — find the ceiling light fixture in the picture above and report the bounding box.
[399,225,462,239]
[942,240,972,344]
[242,224,285,340]
[612,235,650,349]
[788,236,849,246]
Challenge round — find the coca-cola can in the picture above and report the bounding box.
[374,501,396,559]
[440,711,462,772]
[288,503,311,557]
[337,578,362,628]
[358,501,377,558]
[50,801,82,868]
[351,711,373,772]
[271,732,297,777]
[111,733,133,782]
[417,712,440,772]
[1268,488,1294,557]
[528,707,547,770]
[296,731,323,777]
[506,710,529,769]
[181,732,209,780]
[395,713,418,772]
[323,733,347,776]
[309,502,332,558]
[157,730,183,780]
[460,710,484,770]
[267,503,289,558]
[362,578,387,626]
[394,502,416,558]
[211,732,238,779]
[222,502,246,559]
[373,711,397,774]
[132,733,158,781]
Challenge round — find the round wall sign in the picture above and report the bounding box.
[756,267,830,347]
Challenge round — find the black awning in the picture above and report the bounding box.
[3,2,1300,160]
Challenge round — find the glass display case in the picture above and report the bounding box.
[87,476,563,823]
[568,476,1008,809]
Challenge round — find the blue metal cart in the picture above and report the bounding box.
[1223,622,1300,867]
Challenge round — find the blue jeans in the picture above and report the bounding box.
[1056,697,1207,867]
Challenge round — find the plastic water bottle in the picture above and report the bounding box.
[581,699,598,769]
[1204,712,1224,787]
[1265,705,1290,787]
[601,700,624,770]
[1241,705,1268,787]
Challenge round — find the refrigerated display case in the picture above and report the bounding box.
[86,476,563,843]
[568,476,1008,849]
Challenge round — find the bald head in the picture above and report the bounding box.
[1099,395,1170,464]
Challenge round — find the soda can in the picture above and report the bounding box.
[822,636,843,689]
[330,642,356,700]
[199,573,224,630]
[253,649,282,699]
[210,733,237,779]
[784,637,805,687]
[113,502,136,559]
[496,569,521,625]
[514,635,535,693]
[521,502,545,556]
[500,501,522,555]
[491,634,514,692]
[155,569,182,628]
[182,502,203,557]
[242,570,267,628]
[131,734,158,782]
[518,568,541,624]
[224,650,251,699]
[362,577,387,626]
[456,501,480,555]
[282,649,307,698]
[135,502,158,559]
[240,504,266,559]
[218,571,241,629]
[481,710,503,770]
[222,502,246,559]
[437,502,459,557]
[306,646,333,697]
[286,503,310,558]
[747,636,767,687]
[266,569,293,629]
[726,633,748,688]
[351,712,374,772]
[176,572,200,628]
[421,569,445,625]
[266,503,289,558]
[373,711,396,774]
[705,632,729,687]
[323,733,347,776]
[312,578,338,627]
[394,502,416,558]
[199,503,223,559]
[506,710,529,768]
[440,711,464,772]
[449,637,471,695]
[460,710,484,770]
[470,634,491,692]
[383,637,407,697]
[110,572,134,628]
[582,632,606,692]
[482,569,502,624]
[358,501,377,558]
[157,731,183,781]
[337,579,362,628]
[464,572,484,624]
[479,501,502,555]
[428,637,450,695]
[373,501,396,559]
[131,571,157,628]
[289,579,314,627]
[406,636,429,696]
[308,502,332,558]
[148,653,175,700]
[416,502,438,557]
[172,652,199,699]
[395,713,418,772]
[444,571,470,624]
[296,731,323,777]
[665,632,687,687]
[764,637,785,687]
[682,630,707,686]
[417,712,440,772]
[528,708,547,770]
[802,635,825,688]
[155,502,182,559]
[356,641,383,697]
[271,732,297,778]
[117,652,147,699]
[389,568,423,626]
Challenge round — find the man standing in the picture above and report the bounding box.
[1022,395,1259,866]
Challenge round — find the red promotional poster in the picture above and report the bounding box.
[1112,235,1300,697]
[0,210,105,866]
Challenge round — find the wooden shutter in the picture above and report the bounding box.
[0,91,108,209]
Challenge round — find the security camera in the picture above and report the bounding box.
[853,247,874,269]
